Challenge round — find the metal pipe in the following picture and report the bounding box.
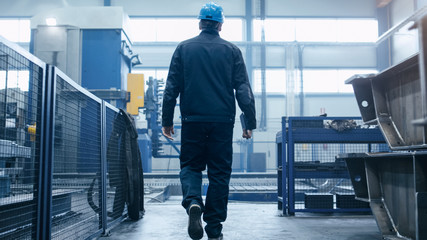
[245,0,253,85]
[376,5,427,45]
[2,55,8,139]
[298,45,304,116]
[259,0,267,130]
[100,101,108,235]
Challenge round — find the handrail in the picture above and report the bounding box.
[376,5,427,45]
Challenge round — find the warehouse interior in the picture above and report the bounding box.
[0,0,426,239]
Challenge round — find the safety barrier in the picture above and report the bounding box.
[0,36,142,239]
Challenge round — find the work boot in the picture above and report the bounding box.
[208,233,223,240]
[188,204,203,240]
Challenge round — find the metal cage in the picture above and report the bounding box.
[276,116,387,215]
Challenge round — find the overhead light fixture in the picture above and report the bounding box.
[45,18,57,26]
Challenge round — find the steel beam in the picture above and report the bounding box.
[344,15,427,238]
[340,152,427,239]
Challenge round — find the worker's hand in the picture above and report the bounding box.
[242,129,252,139]
[162,125,175,140]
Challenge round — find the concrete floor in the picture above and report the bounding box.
[98,197,382,240]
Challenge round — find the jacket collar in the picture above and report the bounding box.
[200,28,220,36]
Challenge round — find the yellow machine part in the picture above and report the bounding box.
[27,123,36,141]
[126,73,145,115]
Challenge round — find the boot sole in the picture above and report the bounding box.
[188,205,203,240]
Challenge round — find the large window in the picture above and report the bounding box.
[0,19,30,43]
[253,18,378,42]
[253,19,295,42]
[131,69,168,93]
[130,18,243,42]
[337,19,378,42]
[296,19,337,42]
[253,69,289,93]
[252,68,377,94]
[132,69,168,81]
[303,69,377,93]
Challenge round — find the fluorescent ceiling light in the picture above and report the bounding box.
[45,18,57,26]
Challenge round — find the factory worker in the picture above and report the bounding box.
[161,2,256,240]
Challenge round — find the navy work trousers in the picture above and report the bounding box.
[179,122,234,238]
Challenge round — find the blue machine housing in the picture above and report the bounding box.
[29,7,145,174]
[82,29,131,109]
[77,29,132,172]
[137,129,152,173]
[82,30,123,89]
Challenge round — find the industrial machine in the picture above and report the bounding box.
[30,7,146,172]
[340,14,427,240]
[142,76,182,160]
[30,6,142,109]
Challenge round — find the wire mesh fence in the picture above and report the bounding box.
[277,117,388,214]
[0,38,44,239]
[51,73,102,239]
[0,36,142,239]
[105,107,128,225]
[293,143,376,211]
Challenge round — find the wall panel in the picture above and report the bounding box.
[264,0,376,17]
[303,45,376,68]
[390,0,414,25]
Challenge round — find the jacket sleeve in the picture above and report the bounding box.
[232,47,257,130]
[162,46,182,127]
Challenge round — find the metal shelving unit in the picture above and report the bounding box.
[276,116,387,215]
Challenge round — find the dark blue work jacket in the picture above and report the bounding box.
[162,28,256,130]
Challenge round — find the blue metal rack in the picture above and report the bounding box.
[276,116,387,215]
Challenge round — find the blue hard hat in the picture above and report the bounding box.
[198,2,224,23]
